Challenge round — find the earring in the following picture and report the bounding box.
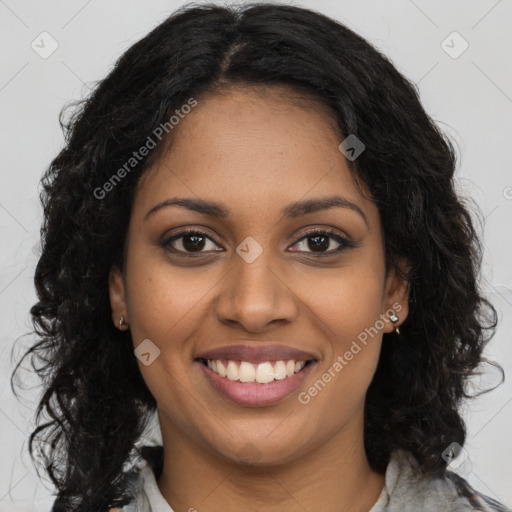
[389,311,401,335]
[119,315,129,330]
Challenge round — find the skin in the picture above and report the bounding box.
[109,85,409,512]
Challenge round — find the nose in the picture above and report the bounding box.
[214,249,299,333]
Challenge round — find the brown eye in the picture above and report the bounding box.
[289,229,353,255]
[162,229,223,254]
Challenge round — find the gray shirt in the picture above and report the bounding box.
[118,449,511,511]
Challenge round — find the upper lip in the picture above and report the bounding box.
[196,344,318,364]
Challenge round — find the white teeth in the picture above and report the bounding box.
[239,361,256,382]
[273,360,287,380]
[205,358,310,383]
[226,360,239,380]
[256,362,274,383]
[295,361,306,373]
[286,360,295,377]
[217,360,227,377]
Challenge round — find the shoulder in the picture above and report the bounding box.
[444,470,512,512]
[382,450,512,512]
[105,446,163,512]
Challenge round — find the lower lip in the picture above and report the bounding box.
[197,361,316,407]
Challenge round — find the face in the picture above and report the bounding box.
[109,85,409,466]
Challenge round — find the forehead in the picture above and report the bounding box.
[134,85,376,226]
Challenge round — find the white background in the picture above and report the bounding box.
[1,0,511,510]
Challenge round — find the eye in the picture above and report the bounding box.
[161,227,354,257]
[162,229,223,255]
[288,229,353,255]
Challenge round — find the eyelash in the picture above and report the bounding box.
[161,227,354,257]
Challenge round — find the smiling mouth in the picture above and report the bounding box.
[197,358,316,384]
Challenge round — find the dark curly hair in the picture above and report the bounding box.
[12,2,501,511]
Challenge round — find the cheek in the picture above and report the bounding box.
[302,261,385,347]
[123,255,208,420]
[122,244,223,403]
[124,249,215,342]
[297,252,385,404]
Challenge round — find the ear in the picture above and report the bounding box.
[109,265,128,328]
[382,258,410,334]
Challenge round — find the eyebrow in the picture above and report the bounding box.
[144,195,368,227]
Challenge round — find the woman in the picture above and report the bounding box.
[13,3,511,511]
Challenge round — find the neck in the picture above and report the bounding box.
[156,410,385,512]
